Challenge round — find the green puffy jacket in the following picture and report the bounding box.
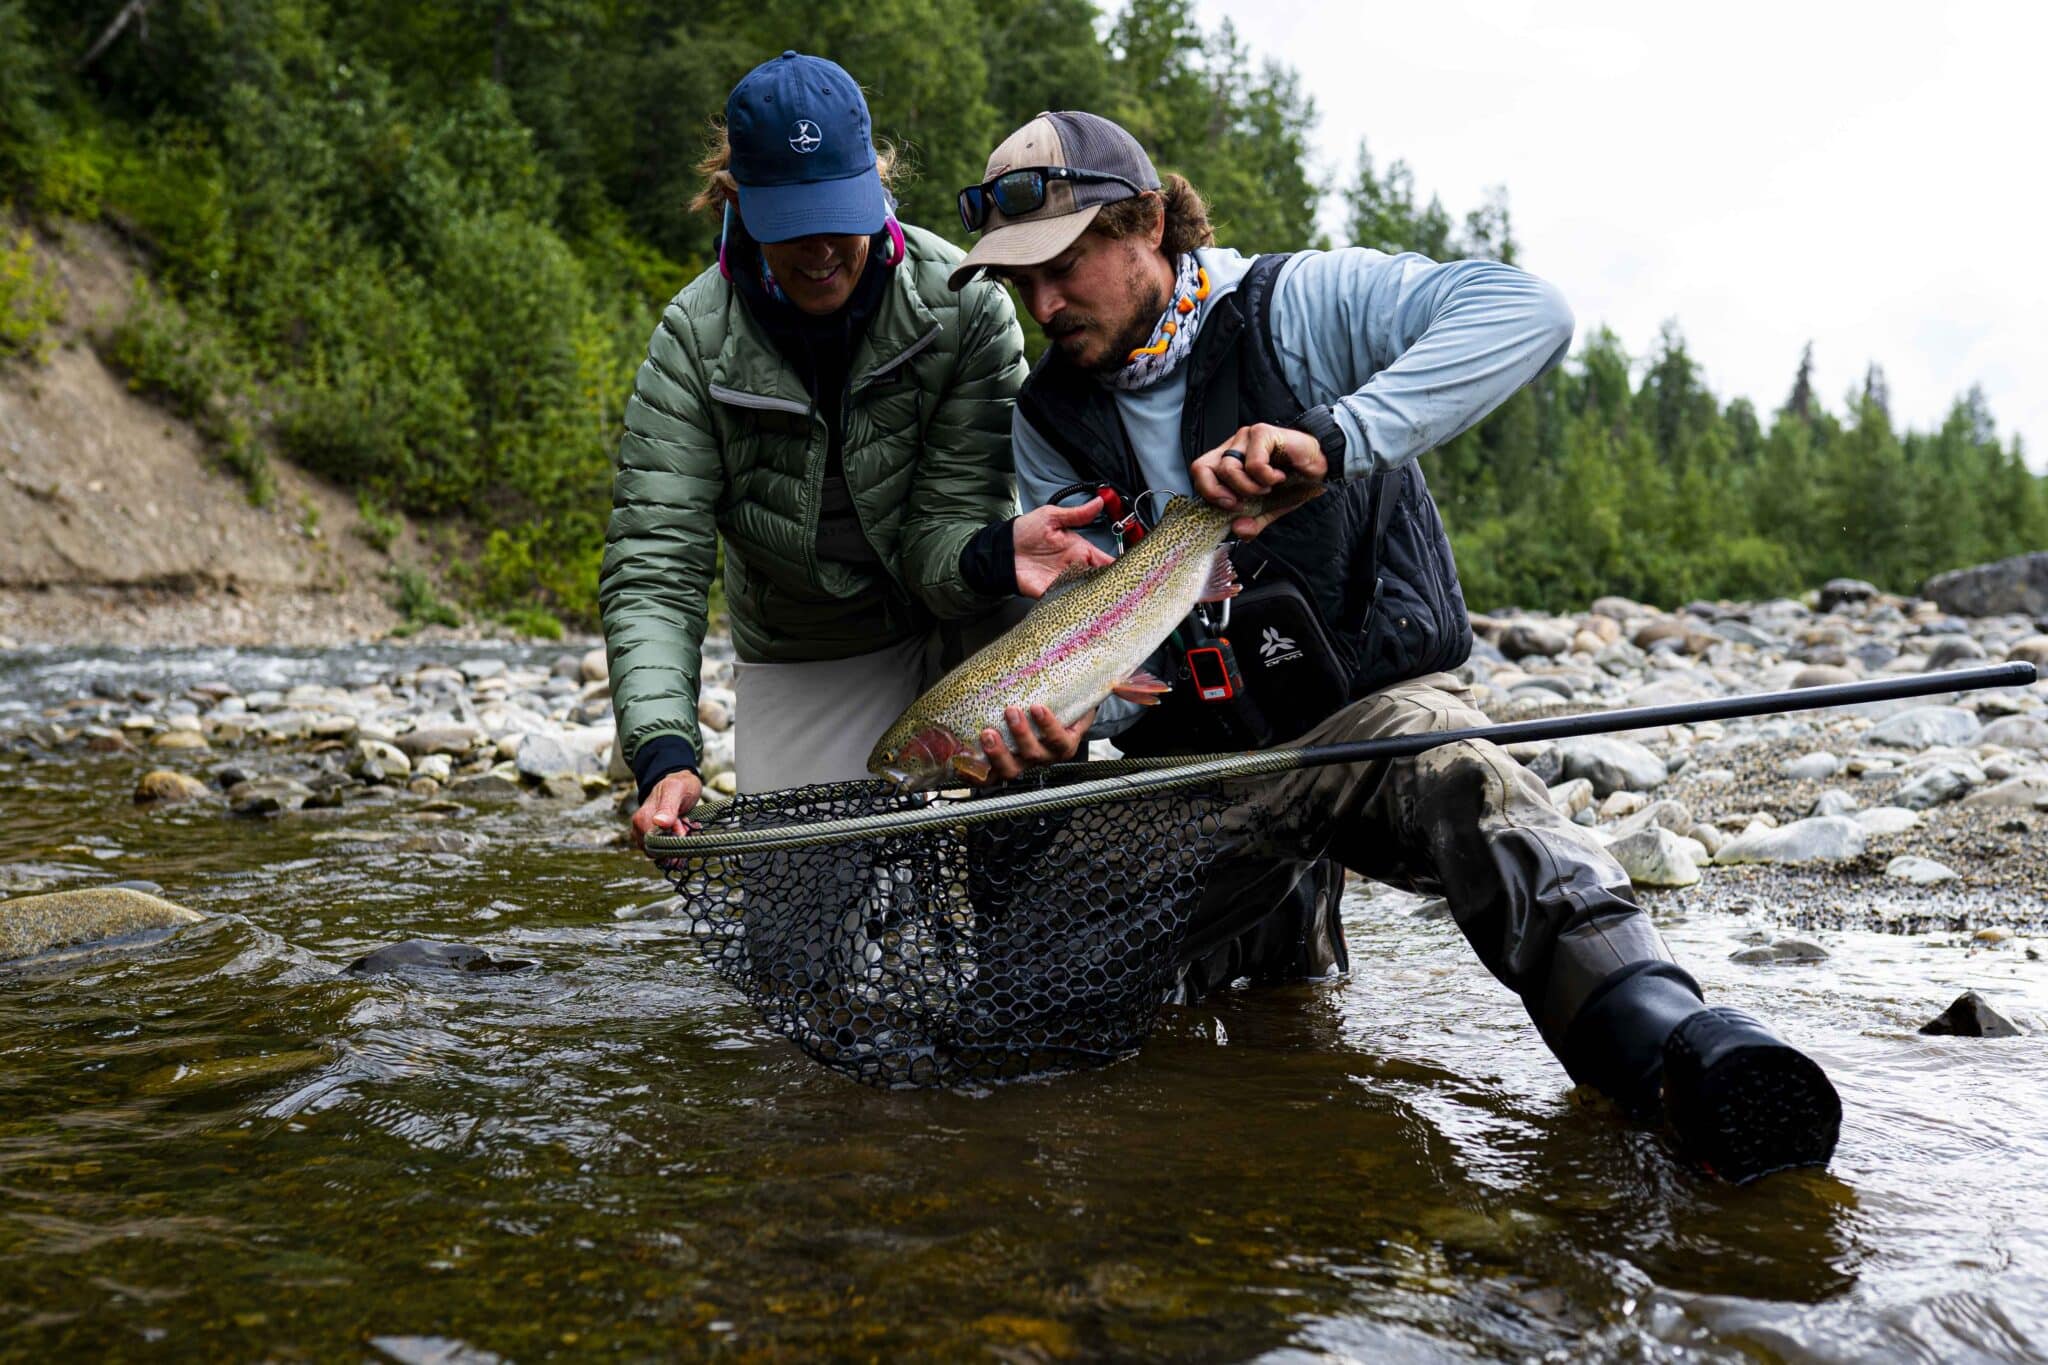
[599,223,1027,772]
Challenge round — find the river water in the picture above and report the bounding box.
[2,646,2045,1361]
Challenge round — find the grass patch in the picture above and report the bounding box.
[0,222,63,362]
[388,564,462,635]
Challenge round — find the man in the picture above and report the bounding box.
[947,110,1841,1182]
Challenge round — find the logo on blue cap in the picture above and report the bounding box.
[725,51,885,243]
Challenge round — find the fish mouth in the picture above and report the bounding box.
[878,765,918,791]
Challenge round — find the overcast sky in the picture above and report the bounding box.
[1197,0,2048,467]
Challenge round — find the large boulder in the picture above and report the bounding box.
[0,887,204,961]
[1922,552,2048,619]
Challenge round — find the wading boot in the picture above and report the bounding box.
[1661,1005,1842,1184]
[1563,965,1841,1184]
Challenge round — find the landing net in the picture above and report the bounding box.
[657,772,1239,1087]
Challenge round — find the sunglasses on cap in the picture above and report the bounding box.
[956,166,1144,234]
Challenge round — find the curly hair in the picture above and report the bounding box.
[688,122,901,217]
[1088,173,1214,257]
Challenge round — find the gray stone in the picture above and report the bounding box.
[1783,752,1840,781]
[1608,798,1694,840]
[1979,715,2048,751]
[513,733,578,781]
[580,646,608,684]
[1714,816,1866,866]
[1894,763,1981,810]
[1792,665,1859,689]
[1923,552,2048,619]
[1819,578,1880,611]
[1960,774,2048,809]
[1925,635,1989,670]
[1809,789,1861,817]
[1711,620,1778,648]
[1557,736,1668,797]
[1919,990,2023,1038]
[697,697,733,733]
[227,777,315,816]
[0,887,204,961]
[1731,937,1832,965]
[1867,706,1982,750]
[414,754,454,785]
[459,658,508,682]
[1499,621,1572,659]
[450,771,522,799]
[348,739,413,783]
[396,725,484,759]
[1885,855,1959,885]
[1547,778,1595,819]
[2006,636,2048,669]
[1854,805,1921,835]
[1610,827,1701,888]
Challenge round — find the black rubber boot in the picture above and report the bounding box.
[1661,1006,1842,1184]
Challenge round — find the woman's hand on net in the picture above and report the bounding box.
[631,769,703,852]
[1012,500,1116,598]
[973,704,1097,784]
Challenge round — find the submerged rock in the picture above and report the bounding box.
[135,769,210,804]
[139,1048,330,1095]
[0,887,205,961]
[1919,991,2023,1038]
[344,940,539,976]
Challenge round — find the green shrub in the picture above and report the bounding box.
[388,565,462,633]
[496,606,565,640]
[355,492,401,553]
[0,223,64,362]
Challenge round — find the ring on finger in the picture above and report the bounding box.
[1221,448,1246,462]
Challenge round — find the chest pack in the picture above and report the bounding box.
[1017,252,1472,754]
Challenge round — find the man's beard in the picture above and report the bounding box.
[1058,269,1172,374]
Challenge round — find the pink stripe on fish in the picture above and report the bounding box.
[980,555,1183,702]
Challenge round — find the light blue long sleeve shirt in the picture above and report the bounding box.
[1012,244,1574,734]
[1014,244,1575,550]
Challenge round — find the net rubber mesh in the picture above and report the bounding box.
[660,775,1239,1087]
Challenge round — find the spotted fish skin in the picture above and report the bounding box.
[868,495,1250,790]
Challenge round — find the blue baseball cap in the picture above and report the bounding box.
[725,51,888,243]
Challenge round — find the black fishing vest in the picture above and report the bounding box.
[1016,252,1472,752]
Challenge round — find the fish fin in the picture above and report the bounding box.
[1034,562,1111,608]
[1197,547,1239,603]
[1111,670,1171,705]
[950,753,993,783]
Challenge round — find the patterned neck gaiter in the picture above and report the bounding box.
[1105,253,1211,392]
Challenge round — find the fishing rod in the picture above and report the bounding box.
[647,662,2037,857]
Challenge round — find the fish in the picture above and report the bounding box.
[868,494,1253,790]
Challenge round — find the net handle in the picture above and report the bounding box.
[647,661,2037,857]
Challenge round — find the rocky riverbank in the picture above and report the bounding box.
[2,576,2045,962]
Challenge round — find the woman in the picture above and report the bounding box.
[600,52,1108,846]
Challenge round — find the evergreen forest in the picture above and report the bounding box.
[2,0,2042,628]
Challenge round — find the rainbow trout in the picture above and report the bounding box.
[868,494,1251,790]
